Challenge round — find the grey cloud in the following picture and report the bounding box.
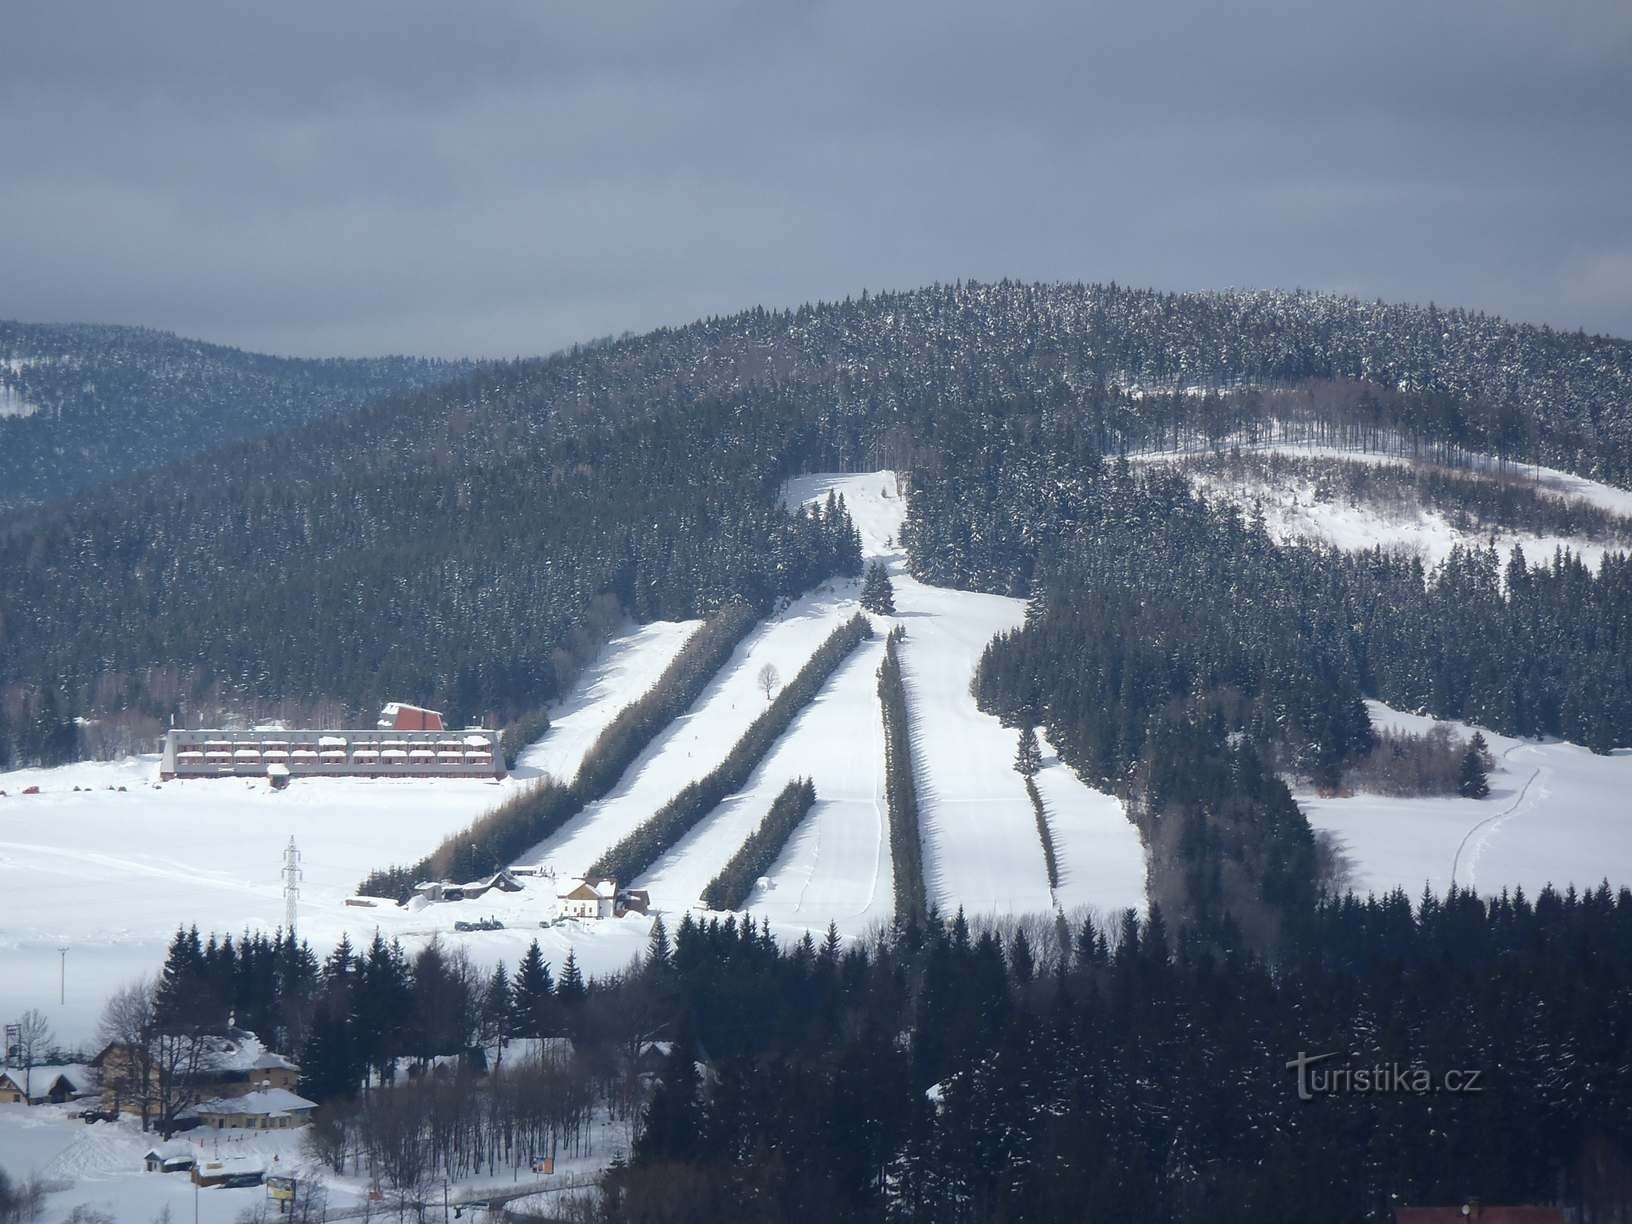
[3,0,1629,356]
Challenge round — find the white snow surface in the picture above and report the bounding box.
[1303,701,1632,900]
[0,618,702,1045]
[1130,437,1632,520]
[1184,465,1626,572]
[513,618,702,785]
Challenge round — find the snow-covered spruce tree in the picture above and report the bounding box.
[861,561,896,614]
[1014,724,1042,778]
[1458,741,1491,799]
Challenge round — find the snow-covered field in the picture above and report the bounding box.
[1303,701,1632,899]
[0,1101,314,1224]
[0,624,707,1045]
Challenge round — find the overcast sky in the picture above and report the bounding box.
[4,1,1630,358]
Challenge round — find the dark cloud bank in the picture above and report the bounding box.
[3,1,1629,357]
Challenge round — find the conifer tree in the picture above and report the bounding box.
[510,941,555,1038]
[557,949,587,1006]
[1014,724,1042,778]
[860,561,896,614]
[1458,741,1491,798]
[646,917,672,970]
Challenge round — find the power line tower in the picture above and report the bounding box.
[282,836,303,934]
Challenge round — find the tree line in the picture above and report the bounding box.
[588,613,872,884]
[701,777,817,911]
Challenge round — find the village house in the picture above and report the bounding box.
[0,1063,93,1106]
[559,876,617,919]
[412,868,523,904]
[93,1030,299,1117]
[191,1086,317,1131]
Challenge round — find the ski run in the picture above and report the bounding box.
[9,470,1632,1045]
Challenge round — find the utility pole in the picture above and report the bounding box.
[282,836,302,934]
[58,946,68,1005]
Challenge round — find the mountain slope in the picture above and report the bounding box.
[0,320,474,513]
[5,282,1632,767]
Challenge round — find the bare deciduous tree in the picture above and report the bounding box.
[11,1009,54,1098]
[756,663,780,702]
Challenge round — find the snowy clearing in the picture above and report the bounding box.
[1303,701,1632,900]
[1187,465,1626,571]
[1131,436,1632,520]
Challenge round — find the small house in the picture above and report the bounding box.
[192,1087,317,1131]
[0,1064,92,1105]
[559,877,616,919]
[143,1143,196,1175]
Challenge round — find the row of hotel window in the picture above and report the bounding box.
[177,737,493,766]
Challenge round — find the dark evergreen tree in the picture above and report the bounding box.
[510,941,555,1038]
[1014,724,1042,777]
[860,561,896,615]
[1459,742,1492,798]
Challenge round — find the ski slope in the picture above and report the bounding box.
[1303,701,1632,899]
[515,583,872,878]
[642,635,894,935]
[513,618,702,784]
[1134,439,1632,570]
[773,473,1147,920]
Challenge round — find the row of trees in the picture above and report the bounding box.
[589,613,872,883]
[877,626,927,921]
[359,601,762,897]
[701,777,817,911]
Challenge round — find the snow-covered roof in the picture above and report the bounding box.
[463,734,491,747]
[317,735,347,747]
[594,879,616,898]
[0,1062,92,1094]
[194,1087,316,1118]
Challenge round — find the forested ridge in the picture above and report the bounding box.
[0,320,471,514]
[5,281,1631,771]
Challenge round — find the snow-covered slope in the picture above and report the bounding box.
[513,618,702,784]
[781,473,1147,920]
[1303,701,1632,899]
[1133,439,1632,571]
[514,584,871,877]
[643,636,894,935]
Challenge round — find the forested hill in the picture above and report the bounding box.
[3,281,1630,768]
[0,321,474,512]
